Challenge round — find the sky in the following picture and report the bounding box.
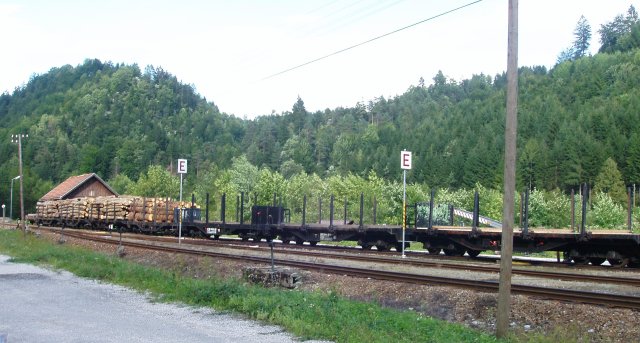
[1,0,638,119]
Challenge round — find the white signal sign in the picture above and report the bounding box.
[400,151,412,170]
[177,159,188,174]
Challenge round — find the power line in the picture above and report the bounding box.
[301,0,408,40]
[262,0,483,80]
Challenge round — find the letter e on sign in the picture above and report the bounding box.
[401,151,412,170]
[178,159,188,174]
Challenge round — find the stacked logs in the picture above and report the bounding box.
[91,196,133,220]
[126,197,191,222]
[35,201,60,218]
[35,196,197,223]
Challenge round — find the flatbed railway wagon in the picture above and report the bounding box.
[29,190,640,267]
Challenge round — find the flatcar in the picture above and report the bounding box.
[28,189,640,268]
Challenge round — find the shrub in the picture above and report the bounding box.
[528,189,571,228]
[588,192,627,229]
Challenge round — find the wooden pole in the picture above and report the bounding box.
[11,134,27,235]
[497,0,518,338]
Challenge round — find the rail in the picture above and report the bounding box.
[41,227,640,310]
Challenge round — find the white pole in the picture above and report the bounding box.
[18,135,25,233]
[179,173,183,244]
[402,169,406,258]
[10,178,14,220]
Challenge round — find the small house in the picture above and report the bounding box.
[39,173,118,201]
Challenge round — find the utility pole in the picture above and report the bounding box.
[11,134,28,235]
[497,0,518,338]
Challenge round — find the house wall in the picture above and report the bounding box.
[66,179,116,199]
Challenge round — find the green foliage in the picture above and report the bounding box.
[588,192,627,229]
[475,184,504,222]
[227,155,259,194]
[557,15,592,63]
[527,189,572,228]
[593,157,627,204]
[283,172,325,221]
[416,203,451,226]
[517,138,544,190]
[599,5,640,53]
[108,173,134,195]
[626,132,640,184]
[254,168,286,204]
[573,15,592,59]
[435,188,474,210]
[128,165,179,198]
[279,159,304,179]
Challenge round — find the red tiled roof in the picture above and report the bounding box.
[39,173,116,201]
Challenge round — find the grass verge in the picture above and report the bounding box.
[0,229,504,343]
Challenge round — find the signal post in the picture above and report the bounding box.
[400,150,412,258]
[177,159,187,244]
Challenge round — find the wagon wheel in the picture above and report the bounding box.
[281,239,290,245]
[395,243,404,252]
[607,257,629,268]
[427,248,442,255]
[627,260,640,268]
[309,241,318,246]
[443,248,464,256]
[466,250,482,258]
[361,244,373,250]
[376,245,389,252]
[571,256,588,265]
[588,257,605,266]
[295,239,305,245]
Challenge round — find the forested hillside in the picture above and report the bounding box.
[0,6,639,221]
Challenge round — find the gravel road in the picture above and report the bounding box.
[0,255,330,343]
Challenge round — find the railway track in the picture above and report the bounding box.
[64,228,640,287]
[39,227,640,310]
[231,241,640,287]
[118,231,628,271]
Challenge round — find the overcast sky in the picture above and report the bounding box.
[1,0,637,118]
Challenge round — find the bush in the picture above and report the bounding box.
[528,189,571,228]
[588,192,627,229]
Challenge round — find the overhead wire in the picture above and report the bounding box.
[262,0,484,80]
[300,0,408,39]
[304,0,343,15]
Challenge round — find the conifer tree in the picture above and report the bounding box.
[593,158,627,204]
[572,15,592,59]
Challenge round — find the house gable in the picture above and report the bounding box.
[39,173,118,202]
